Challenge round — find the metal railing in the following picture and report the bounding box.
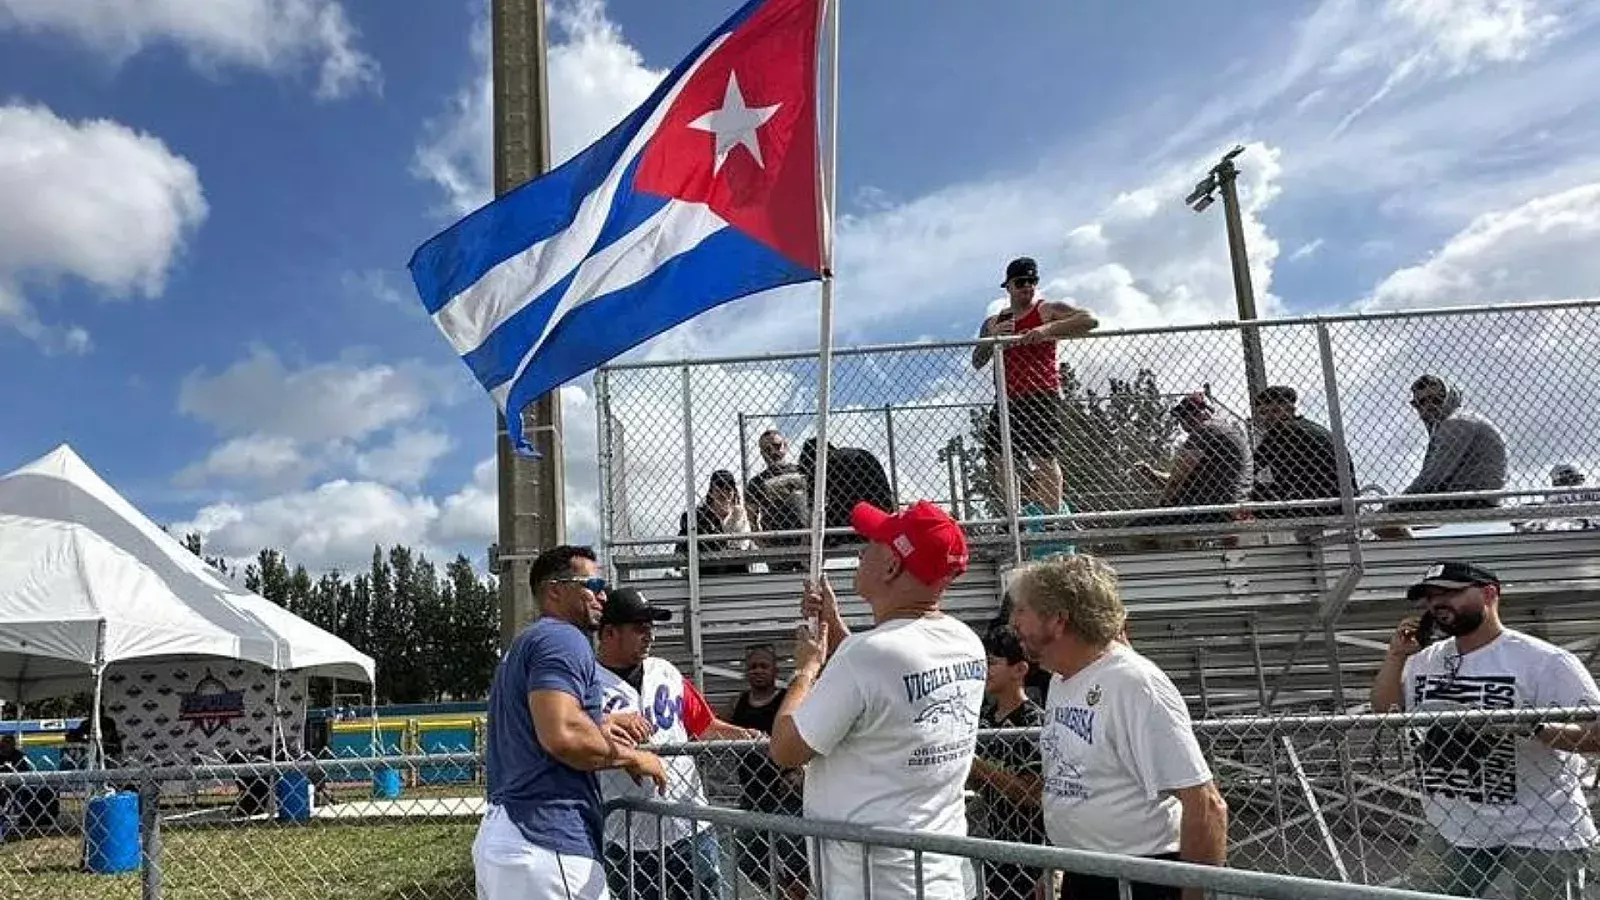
[597,299,1600,569]
[5,708,1593,899]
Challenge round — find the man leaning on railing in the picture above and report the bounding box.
[472,545,667,900]
[1376,376,1507,540]
[1370,561,1600,898]
[1008,554,1229,900]
[769,499,987,900]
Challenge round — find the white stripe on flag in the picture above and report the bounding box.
[431,33,730,358]
[490,199,730,408]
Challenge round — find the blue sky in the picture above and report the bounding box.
[2,0,1598,572]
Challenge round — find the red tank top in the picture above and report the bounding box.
[1001,302,1061,397]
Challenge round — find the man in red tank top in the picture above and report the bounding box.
[972,257,1099,516]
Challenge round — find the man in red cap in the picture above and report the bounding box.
[768,500,986,900]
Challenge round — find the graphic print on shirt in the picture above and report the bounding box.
[1411,672,1519,805]
[1041,701,1096,802]
[902,657,985,769]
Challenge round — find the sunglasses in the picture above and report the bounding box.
[1009,277,1039,288]
[553,576,609,594]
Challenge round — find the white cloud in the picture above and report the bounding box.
[354,428,455,489]
[171,480,440,574]
[177,346,451,444]
[0,0,379,100]
[433,384,601,547]
[341,268,411,310]
[1289,238,1326,262]
[1332,0,1563,131]
[175,434,308,487]
[434,456,498,546]
[412,0,663,215]
[0,104,206,350]
[1367,181,1600,309]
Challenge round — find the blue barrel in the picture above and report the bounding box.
[274,771,314,823]
[372,767,403,799]
[84,792,141,874]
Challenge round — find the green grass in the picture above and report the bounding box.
[1,820,477,900]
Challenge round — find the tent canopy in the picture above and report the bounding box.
[0,445,374,701]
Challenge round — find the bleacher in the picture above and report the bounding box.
[596,300,1600,714]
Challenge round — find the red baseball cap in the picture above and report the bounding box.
[850,500,970,587]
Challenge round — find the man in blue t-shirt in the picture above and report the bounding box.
[473,544,668,900]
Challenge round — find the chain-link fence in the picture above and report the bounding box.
[0,753,484,900]
[9,709,1591,899]
[598,300,1600,568]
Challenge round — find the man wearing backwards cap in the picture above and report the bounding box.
[594,588,757,900]
[1372,561,1600,898]
[972,256,1099,520]
[768,500,986,900]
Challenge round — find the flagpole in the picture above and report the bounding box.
[806,0,842,589]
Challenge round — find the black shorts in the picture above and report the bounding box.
[985,391,1065,461]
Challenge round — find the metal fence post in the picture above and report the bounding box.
[736,411,751,510]
[884,405,901,508]
[595,367,613,576]
[140,779,162,900]
[1316,322,1359,533]
[991,342,1023,565]
[681,365,706,687]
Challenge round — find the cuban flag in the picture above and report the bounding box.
[409,0,826,452]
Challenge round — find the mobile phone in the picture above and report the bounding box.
[1415,612,1438,648]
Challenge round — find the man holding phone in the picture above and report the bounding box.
[1371,561,1600,898]
[971,257,1098,519]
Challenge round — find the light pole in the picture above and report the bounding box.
[492,0,565,649]
[1186,145,1268,405]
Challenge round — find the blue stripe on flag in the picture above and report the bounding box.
[459,266,581,392]
[502,227,815,450]
[591,155,671,256]
[408,111,645,314]
[407,0,768,314]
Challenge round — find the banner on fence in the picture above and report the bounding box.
[101,660,308,763]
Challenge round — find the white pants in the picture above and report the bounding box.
[474,804,611,900]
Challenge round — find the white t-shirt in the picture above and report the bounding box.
[793,614,985,900]
[1401,629,1600,850]
[1040,643,1213,856]
[595,656,710,850]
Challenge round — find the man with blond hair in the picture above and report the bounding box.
[1009,555,1228,900]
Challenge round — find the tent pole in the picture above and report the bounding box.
[90,619,106,772]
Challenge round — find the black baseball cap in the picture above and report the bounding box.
[1256,385,1298,405]
[1170,391,1211,418]
[601,587,672,625]
[1003,257,1038,285]
[1406,561,1500,601]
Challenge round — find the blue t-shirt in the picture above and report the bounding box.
[485,617,605,858]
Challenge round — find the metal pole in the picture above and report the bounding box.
[140,780,162,900]
[1215,154,1268,404]
[737,412,752,514]
[992,345,1023,565]
[884,406,901,507]
[90,621,106,771]
[681,366,705,687]
[1316,323,1359,532]
[595,368,613,577]
[944,439,961,518]
[806,0,843,587]
[493,0,564,651]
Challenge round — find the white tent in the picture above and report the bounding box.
[0,445,374,759]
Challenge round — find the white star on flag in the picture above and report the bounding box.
[689,72,781,175]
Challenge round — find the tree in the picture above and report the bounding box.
[179,531,235,579]
[173,536,500,703]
